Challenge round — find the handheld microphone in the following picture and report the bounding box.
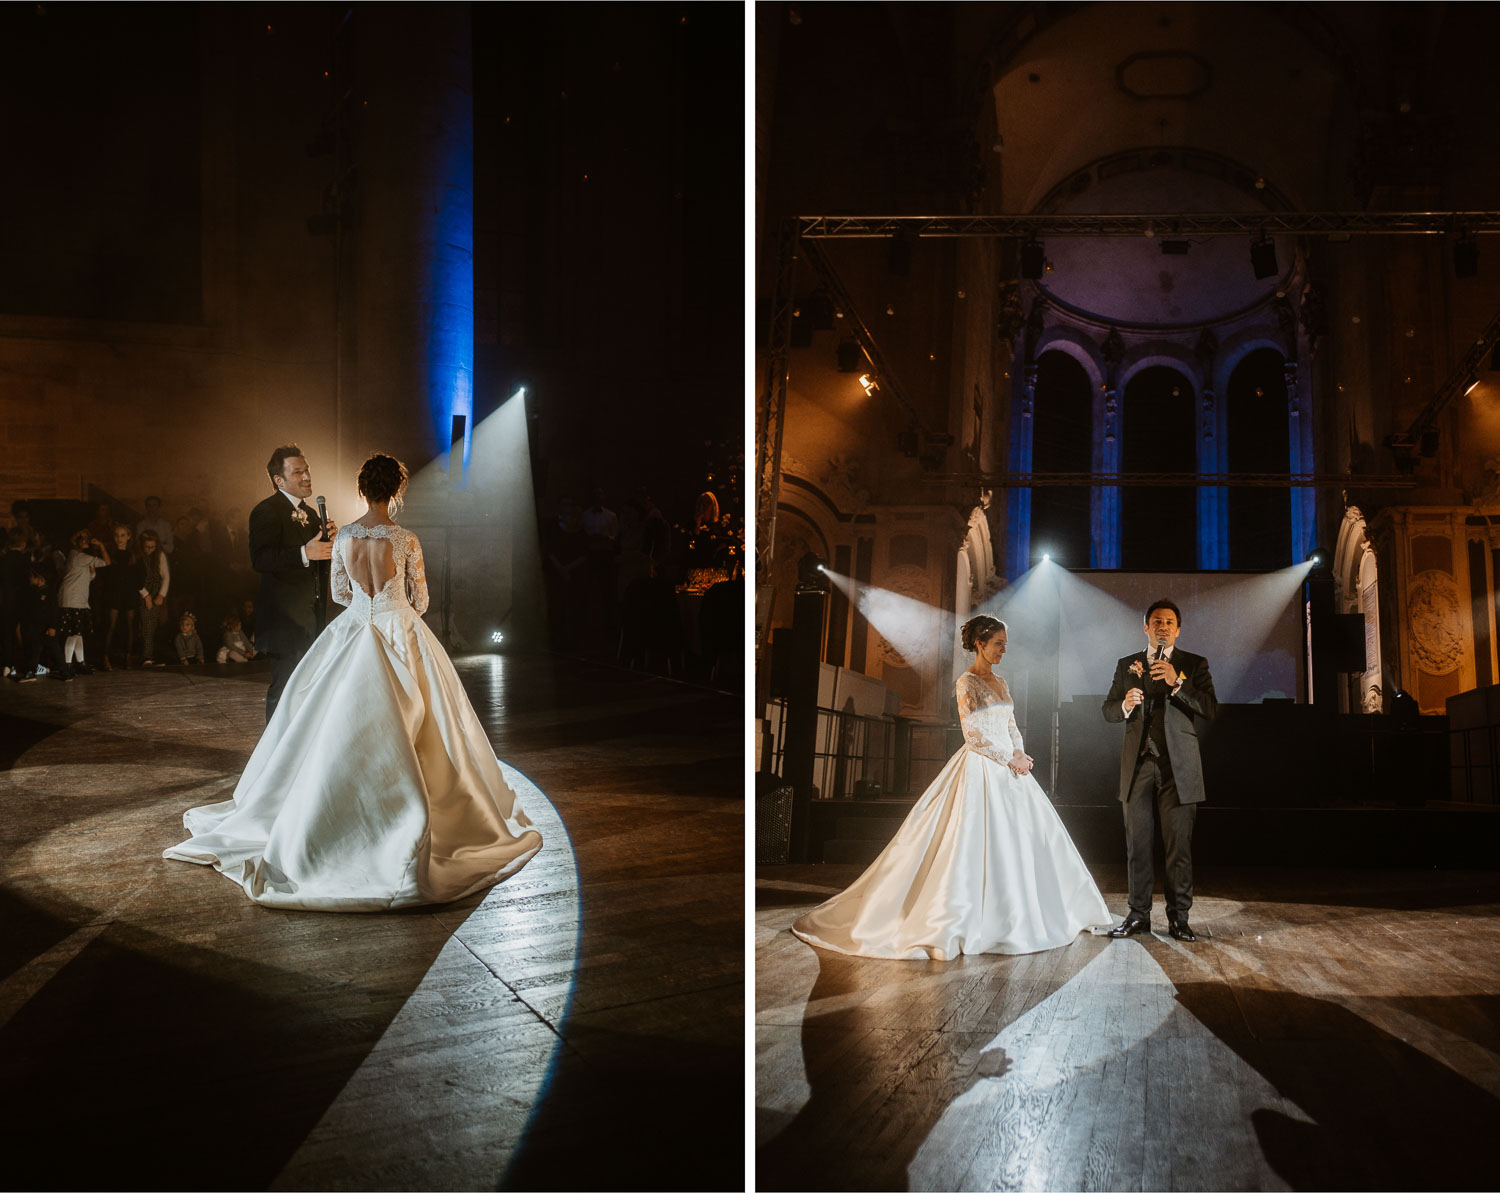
[315,495,330,541]
[1154,637,1167,660]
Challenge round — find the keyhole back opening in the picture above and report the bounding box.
[347,537,396,599]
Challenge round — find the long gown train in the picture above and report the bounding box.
[163,522,542,910]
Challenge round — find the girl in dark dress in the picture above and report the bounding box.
[98,525,142,670]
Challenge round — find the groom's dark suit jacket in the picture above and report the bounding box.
[248,491,324,657]
[1101,648,1218,804]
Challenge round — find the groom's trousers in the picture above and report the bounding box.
[1123,753,1195,921]
[265,639,310,723]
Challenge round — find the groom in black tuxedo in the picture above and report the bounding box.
[1101,598,1217,942]
[250,445,334,722]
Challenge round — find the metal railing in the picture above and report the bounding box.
[765,699,966,800]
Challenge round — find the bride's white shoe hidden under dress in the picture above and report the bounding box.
[163,522,542,911]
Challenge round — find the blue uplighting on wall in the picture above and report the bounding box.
[424,85,475,482]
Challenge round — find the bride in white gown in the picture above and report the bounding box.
[163,452,543,910]
[792,614,1111,959]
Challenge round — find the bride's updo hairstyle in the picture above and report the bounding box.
[358,452,409,510]
[960,614,1006,653]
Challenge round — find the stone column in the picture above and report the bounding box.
[1092,328,1123,568]
[1286,358,1316,561]
[1004,300,1045,580]
[1194,329,1226,569]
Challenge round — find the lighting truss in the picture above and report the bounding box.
[756,218,800,570]
[756,210,1498,566]
[1394,303,1500,446]
[798,212,1500,239]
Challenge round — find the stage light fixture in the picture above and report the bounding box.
[1250,236,1278,280]
[797,552,830,591]
[1454,233,1479,278]
[1020,240,1045,279]
[490,630,504,644]
[858,373,878,395]
[836,339,862,373]
[1465,374,1481,396]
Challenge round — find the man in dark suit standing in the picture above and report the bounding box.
[250,445,334,722]
[1101,598,1218,942]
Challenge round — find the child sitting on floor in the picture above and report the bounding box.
[174,612,205,665]
[216,613,257,663]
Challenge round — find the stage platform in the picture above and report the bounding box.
[0,654,743,1191]
[757,863,1500,1192]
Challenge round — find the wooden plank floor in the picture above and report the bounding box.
[0,655,743,1191]
[757,863,1500,1191]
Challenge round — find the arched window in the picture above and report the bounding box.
[1121,366,1196,569]
[1227,347,1291,569]
[1030,350,1093,568]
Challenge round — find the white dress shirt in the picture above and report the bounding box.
[281,487,312,566]
[1123,641,1185,718]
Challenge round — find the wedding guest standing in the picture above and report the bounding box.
[97,525,141,670]
[137,530,171,667]
[58,529,111,676]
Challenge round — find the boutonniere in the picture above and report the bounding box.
[291,508,309,527]
[1128,660,1144,677]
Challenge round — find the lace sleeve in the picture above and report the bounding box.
[330,531,352,607]
[956,677,1013,764]
[1006,705,1025,755]
[405,531,429,615]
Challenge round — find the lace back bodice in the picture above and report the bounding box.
[955,672,1025,764]
[331,523,429,618]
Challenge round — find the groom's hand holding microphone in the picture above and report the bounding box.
[305,495,336,561]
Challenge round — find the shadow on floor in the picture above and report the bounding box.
[1172,978,1500,1190]
[0,900,460,1190]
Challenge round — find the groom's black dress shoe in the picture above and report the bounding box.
[1108,916,1151,939]
[1168,920,1197,942]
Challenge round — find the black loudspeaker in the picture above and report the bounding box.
[1250,238,1279,280]
[1020,241,1045,279]
[887,231,912,276]
[1329,612,1367,673]
[790,303,813,347]
[769,629,796,699]
[1454,236,1479,279]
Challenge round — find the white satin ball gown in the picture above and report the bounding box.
[792,671,1111,960]
[163,522,543,910]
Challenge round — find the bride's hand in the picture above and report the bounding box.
[1009,749,1032,775]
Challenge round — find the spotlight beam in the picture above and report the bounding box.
[824,571,946,672]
